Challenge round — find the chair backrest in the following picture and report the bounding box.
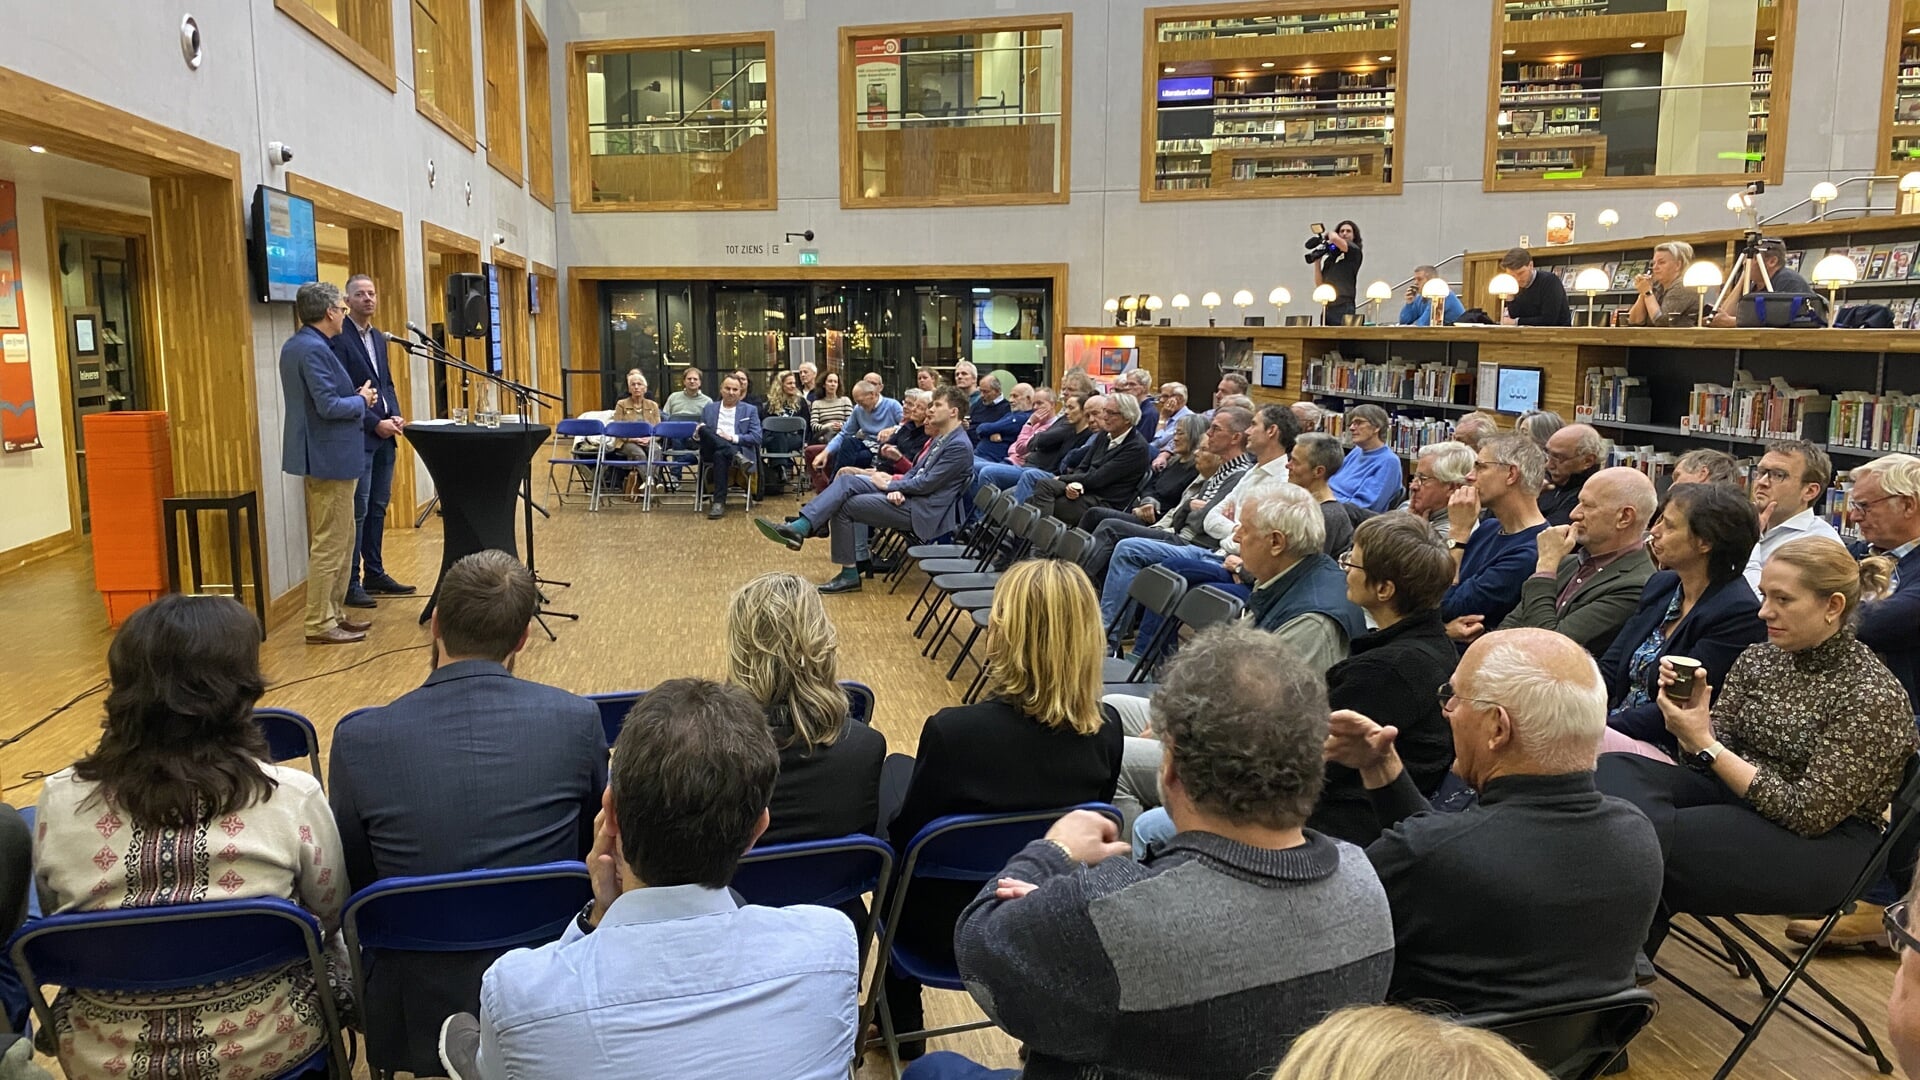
[555,418,604,438]
[1026,517,1067,559]
[763,415,807,435]
[1174,584,1244,632]
[652,420,698,439]
[989,504,1041,566]
[603,420,652,439]
[1459,987,1659,1080]
[253,708,323,784]
[973,485,1004,516]
[1053,527,1095,569]
[587,690,646,746]
[734,835,892,963]
[1841,754,1920,904]
[1129,564,1189,619]
[342,862,592,955]
[894,804,1121,886]
[842,681,876,726]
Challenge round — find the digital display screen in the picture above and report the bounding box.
[1158,76,1214,102]
[251,187,317,303]
[485,263,504,375]
[1496,366,1543,414]
[1259,353,1287,388]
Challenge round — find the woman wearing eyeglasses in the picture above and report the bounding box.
[1597,537,1915,960]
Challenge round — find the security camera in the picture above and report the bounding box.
[494,233,507,247]
[267,141,294,166]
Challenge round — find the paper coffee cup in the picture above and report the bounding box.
[1664,656,1702,701]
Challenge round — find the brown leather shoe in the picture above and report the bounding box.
[306,626,366,645]
[1785,905,1890,951]
[337,617,373,633]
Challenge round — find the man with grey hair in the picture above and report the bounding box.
[1326,627,1661,1014]
[920,625,1392,1080]
[952,360,980,407]
[1508,466,1658,657]
[812,378,902,474]
[971,378,1029,465]
[1121,367,1160,442]
[966,373,1010,455]
[1400,440,1475,541]
[1450,412,1499,450]
[1148,381,1192,456]
[1537,422,1606,526]
[279,281,378,645]
[795,360,818,397]
[1290,400,1324,433]
[1443,433,1549,642]
[1026,392,1148,526]
[1398,264,1465,326]
[1671,447,1740,487]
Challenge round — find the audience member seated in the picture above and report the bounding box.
[1450,412,1500,450]
[953,360,980,406]
[969,391,1080,508]
[0,803,27,1036]
[1515,409,1564,450]
[37,595,348,1080]
[1398,440,1474,541]
[1537,423,1604,526]
[1149,381,1193,454]
[807,371,853,443]
[1598,483,1764,759]
[1328,404,1401,512]
[1507,466,1659,657]
[1313,516,1459,846]
[1672,447,1741,488]
[1121,413,1207,521]
[1058,365,1094,404]
[330,550,608,1074]
[609,367,660,459]
[1891,879,1920,1077]
[1291,399,1325,433]
[998,393,1103,508]
[968,375,1021,463]
[908,626,1391,1080]
[726,572,885,844]
[1596,538,1916,963]
[696,372,761,519]
[1628,241,1701,327]
[1027,393,1148,526]
[662,366,712,419]
[1270,1006,1551,1080]
[760,370,811,495]
[1709,239,1817,328]
[812,378,901,478]
[881,560,1123,1060]
[1495,247,1573,327]
[1327,628,1662,1015]
[995,387,1056,470]
[1744,440,1842,594]
[796,360,819,398]
[731,367,769,413]
[439,679,858,1080]
[874,388,932,473]
[1084,408,1252,596]
[1120,368,1160,441]
[1442,433,1549,644]
[757,386,974,593]
[1398,265,1467,326]
[1291,432,1372,556]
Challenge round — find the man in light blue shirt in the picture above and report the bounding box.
[1148,381,1194,456]
[1397,265,1465,327]
[440,678,858,1080]
[814,379,904,473]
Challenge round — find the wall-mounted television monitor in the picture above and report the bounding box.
[1496,365,1544,414]
[248,186,317,303]
[1258,352,1287,389]
[1157,76,1213,103]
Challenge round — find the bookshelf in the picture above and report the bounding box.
[1142,3,1408,200]
[1882,0,1920,175]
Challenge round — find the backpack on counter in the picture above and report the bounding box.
[1736,291,1829,329]
[1832,303,1894,329]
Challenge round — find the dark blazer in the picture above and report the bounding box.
[764,714,888,845]
[1507,547,1657,658]
[1313,611,1458,846]
[1536,465,1599,527]
[699,399,763,471]
[972,407,1030,464]
[1133,396,1160,442]
[330,319,399,451]
[279,324,366,480]
[1134,456,1197,515]
[893,428,978,540]
[1059,430,1152,509]
[328,660,609,1074]
[1599,572,1766,753]
[1857,545,1920,714]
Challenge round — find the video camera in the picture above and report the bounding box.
[1303,223,1336,265]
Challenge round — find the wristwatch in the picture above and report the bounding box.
[1447,539,1468,551]
[1690,741,1726,770]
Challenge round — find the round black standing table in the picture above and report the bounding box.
[404,422,550,624]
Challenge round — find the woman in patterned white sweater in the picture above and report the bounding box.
[34,595,349,1080]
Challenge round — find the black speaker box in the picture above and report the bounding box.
[444,272,488,338]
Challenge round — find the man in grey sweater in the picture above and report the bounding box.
[909,625,1393,1080]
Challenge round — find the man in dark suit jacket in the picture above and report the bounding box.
[1507,467,1658,657]
[330,273,415,606]
[329,550,608,1076]
[1029,394,1151,526]
[279,281,376,645]
[696,372,762,519]
[755,385,976,594]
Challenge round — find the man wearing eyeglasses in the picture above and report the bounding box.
[1442,434,1549,644]
[1324,628,1662,1015]
[1742,441,1841,596]
[1536,423,1605,527]
[1507,467,1658,658]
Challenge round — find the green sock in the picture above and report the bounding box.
[836,566,860,582]
[791,516,813,537]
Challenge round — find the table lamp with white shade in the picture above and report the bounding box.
[1420,276,1451,328]
[1574,267,1611,326]
[1201,290,1222,326]
[1597,208,1619,234]
[1810,181,1838,220]
[1364,280,1391,324]
[1655,201,1679,232]
[1312,283,1337,326]
[1810,253,1859,327]
[1170,293,1190,325]
[1232,289,1253,325]
[1145,294,1164,324]
[1119,294,1139,326]
[1902,172,1920,215]
[1104,297,1120,326]
[1681,260,1723,328]
[1269,286,1291,323]
[1488,272,1519,322]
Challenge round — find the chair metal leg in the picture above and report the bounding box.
[1718,914,1893,1075]
[945,624,984,681]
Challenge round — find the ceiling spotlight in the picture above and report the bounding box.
[1163,66,1176,73]
[1629,41,1646,48]
[1261,61,1275,69]
[1502,48,1516,55]
[1378,55,1392,62]
[27,145,45,154]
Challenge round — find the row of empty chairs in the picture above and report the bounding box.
[548,417,794,513]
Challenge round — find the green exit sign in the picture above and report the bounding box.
[799,249,820,266]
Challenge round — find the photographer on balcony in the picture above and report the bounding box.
[1707,239,1818,328]
[1307,220,1364,327]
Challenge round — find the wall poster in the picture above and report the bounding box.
[0,180,39,452]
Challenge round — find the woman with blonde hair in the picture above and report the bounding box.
[726,572,884,845]
[1272,1006,1550,1080]
[882,558,1122,1059]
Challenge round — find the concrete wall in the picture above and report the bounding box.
[2,0,558,594]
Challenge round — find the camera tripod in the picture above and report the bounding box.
[1712,230,1775,320]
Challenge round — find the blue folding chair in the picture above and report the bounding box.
[254,708,324,787]
[547,418,608,509]
[342,862,592,1079]
[647,420,704,509]
[842,681,876,727]
[9,897,348,1078]
[873,803,1122,1077]
[587,690,646,746]
[598,420,655,508]
[734,834,895,1042]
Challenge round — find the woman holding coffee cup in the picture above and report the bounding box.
[1597,483,1766,760]
[1595,537,1915,959]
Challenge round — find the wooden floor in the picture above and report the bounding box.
[0,490,1906,1079]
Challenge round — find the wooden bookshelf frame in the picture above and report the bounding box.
[1483,0,1794,192]
[1140,1,1408,201]
[837,15,1073,209]
[1880,0,1920,177]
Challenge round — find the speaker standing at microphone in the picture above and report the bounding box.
[331,273,416,610]
[1306,220,1364,326]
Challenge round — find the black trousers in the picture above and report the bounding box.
[1027,477,1102,527]
[699,429,747,503]
[1081,510,1190,586]
[1595,752,1881,956]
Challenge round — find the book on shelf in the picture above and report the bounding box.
[1581,366,1646,423]
[1301,351,1470,405]
[1782,249,1806,272]
[1683,373,1831,442]
[1847,245,1874,277]
[1869,245,1895,280]
[1889,244,1918,281]
[1610,260,1646,291]
[1831,391,1920,455]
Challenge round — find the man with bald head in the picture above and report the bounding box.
[1538,423,1606,526]
[1326,628,1662,1014]
[1506,466,1659,657]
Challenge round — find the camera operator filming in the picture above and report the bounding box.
[1306,220,1364,326]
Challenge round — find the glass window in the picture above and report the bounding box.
[1489,0,1794,190]
[1885,2,1920,174]
[481,0,524,184]
[275,0,396,89]
[841,18,1071,207]
[413,0,477,145]
[571,35,776,211]
[1144,6,1405,199]
[526,12,556,206]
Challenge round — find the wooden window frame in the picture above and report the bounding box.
[1880,0,1920,177]
[566,31,779,213]
[525,6,555,208]
[481,0,524,185]
[838,15,1073,209]
[412,0,479,150]
[1483,0,1794,193]
[1139,2,1407,202]
[275,0,398,91]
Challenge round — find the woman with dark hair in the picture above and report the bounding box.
[1598,483,1766,760]
[1310,219,1365,326]
[35,595,347,1080]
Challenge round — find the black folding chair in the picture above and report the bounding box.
[1655,755,1920,1079]
[1103,565,1188,684]
[938,518,1068,677]
[903,493,1016,608]
[1459,987,1659,1080]
[1102,584,1245,698]
[910,505,1036,639]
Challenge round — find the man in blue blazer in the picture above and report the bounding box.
[696,372,762,519]
[279,282,376,645]
[755,385,975,593]
[330,273,415,606]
